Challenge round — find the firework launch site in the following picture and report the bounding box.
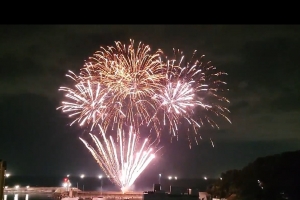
[3,185,208,200]
[3,176,214,199]
[53,183,208,200]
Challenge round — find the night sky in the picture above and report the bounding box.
[1,25,300,181]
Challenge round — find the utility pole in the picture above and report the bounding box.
[0,160,7,200]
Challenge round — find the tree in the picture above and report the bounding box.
[207,150,300,200]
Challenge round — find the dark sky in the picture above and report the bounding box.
[1,25,300,181]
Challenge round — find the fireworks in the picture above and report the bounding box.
[58,42,230,143]
[58,39,231,192]
[79,126,156,193]
[58,39,166,136]
[58,79,108,130]
[152,50,231,144]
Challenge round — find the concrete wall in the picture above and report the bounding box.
[4,187,63,193]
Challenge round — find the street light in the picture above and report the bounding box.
[168,176,173,193]
[98,175,103,195]
[80,174,85,191]
[159,174,161,184]
[3,172,10,194]
[174,176,177,180]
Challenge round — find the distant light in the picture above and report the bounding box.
[15,185,19,189]
[63,183,67,187]
[5,173,10,178]
[159,174,161,177]
[80,174,85,178]
[67,174,70,177]
[204,177,207,180]
[168,176,172,180]
[175,176,177,180]
[220,177,222,180]
[26,186,30,188]
[98,175,102,179]
[5,186,8,189]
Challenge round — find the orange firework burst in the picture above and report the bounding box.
[58,40,166,136]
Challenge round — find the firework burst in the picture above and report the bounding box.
[153,50,231,145]
[58,40,231,146]
[58,39,166,136]
[79,126,157,193]
[58,77,108,130]
[58,40,231,192]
